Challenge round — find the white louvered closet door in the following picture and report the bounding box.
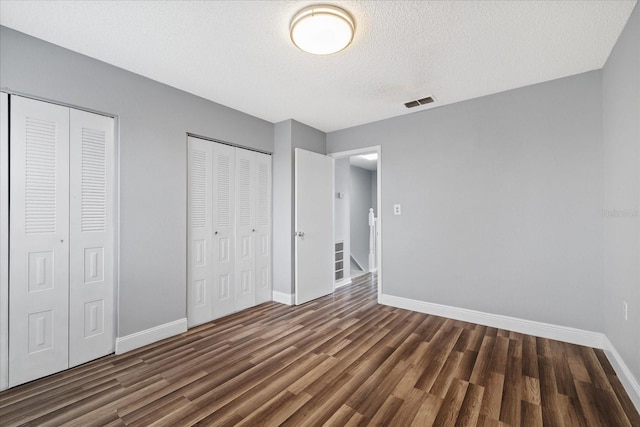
[187,138,271,324]
[68,109,115,367]
[211,143,236,319]
[254,152,271,305]
[187,137,214,327]
[9,96,70,387]
[234,149,256,311]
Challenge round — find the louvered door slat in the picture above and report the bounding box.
[187,138,271,324]
[234,149,256,311]
[212,143,235,319]
[187,137,214,327]
[9,96,70,387]
[69,108,115,367]
[254,152,272,304]
[190,150,208,229]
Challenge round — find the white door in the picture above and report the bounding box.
[294,148,334,305]
[9,96,70,387]
[234,149,256,311]
[68,109,115,367]
[211,143,236,319]
[254,152,271,305]
[187,137,214,327]
[1,92,9,390]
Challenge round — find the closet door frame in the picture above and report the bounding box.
[0,92,119,391]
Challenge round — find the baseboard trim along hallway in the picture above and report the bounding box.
[115,318,188,354]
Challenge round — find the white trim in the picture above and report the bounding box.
[272,291,294,305]
[379,293,604,349]
[379,293,640,410]
[115,318,187,355]
[603,336,640,412]
[335,278,352,289]
[0,92,8,391]
[112,114,121,362]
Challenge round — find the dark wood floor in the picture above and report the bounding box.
[1,274,639,426]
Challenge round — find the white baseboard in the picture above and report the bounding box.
[335,278,352,289]
[272,290,294,305]
[115,318,187,355]
[379,293,640,411]
[603,336,640,412]
[379,294,604,349]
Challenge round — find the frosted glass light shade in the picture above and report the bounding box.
[290,5,355,55]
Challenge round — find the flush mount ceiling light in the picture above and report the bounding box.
[290,5,355,55]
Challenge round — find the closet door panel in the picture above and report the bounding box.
[254,152,271,304]
[9,96,70,387]
[1,92,9,390]
[69,109,115,367]
[234,149,255,311]
[187,137,214,327]
[211,143,236,319]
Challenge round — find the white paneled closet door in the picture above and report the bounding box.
[211,143,236,319]
[187,137,271,325]
[9,96,71,387]
[234,149,256,311]
[7,95,115,387]
[68,108,115,367]
[187,137,214,327]
[254,152,271,305]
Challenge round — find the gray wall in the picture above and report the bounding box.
[0,26,274,336]
[328,70,604,332]
[272,119,326,295]
[603,4,640,382]
[334,158,351,279]
[272,120,293,295]
[350,166,373,270]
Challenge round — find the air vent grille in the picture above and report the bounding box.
[404,96,434,108]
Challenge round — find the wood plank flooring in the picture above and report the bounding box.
[1,273,638,426]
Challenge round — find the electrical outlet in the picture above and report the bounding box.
[393,204,401,215]
[623,300,628,321]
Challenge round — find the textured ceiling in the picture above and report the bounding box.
[0,0,636,132]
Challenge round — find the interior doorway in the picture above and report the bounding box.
[329,146,382,299]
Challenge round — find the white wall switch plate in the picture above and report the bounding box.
[393,204,401,215]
